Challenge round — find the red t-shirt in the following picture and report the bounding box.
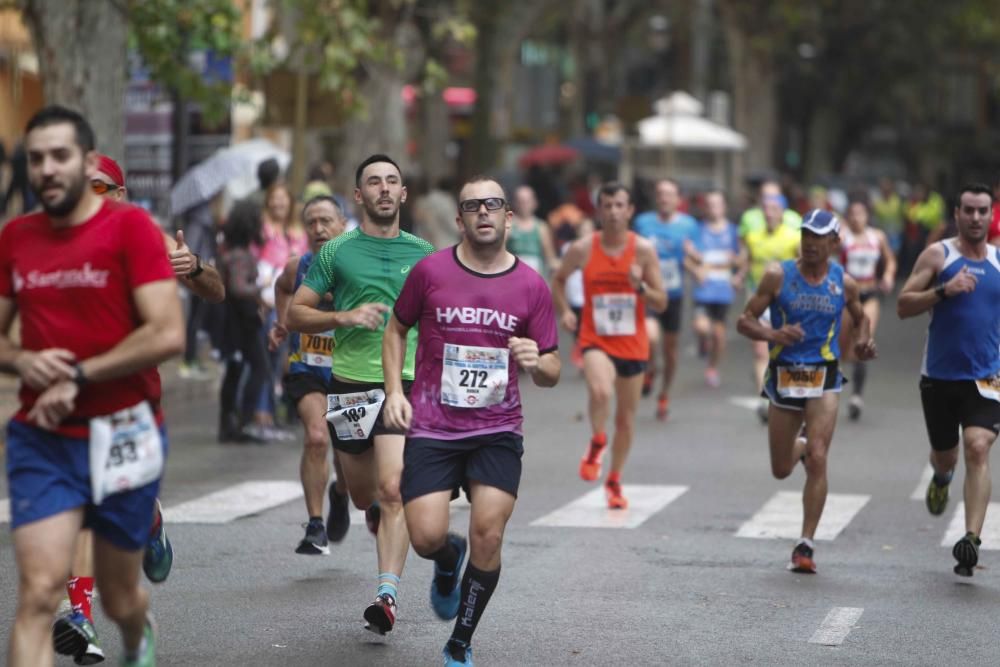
[0,200,174,437]
[990,207,1000,243]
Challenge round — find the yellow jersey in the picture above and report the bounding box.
[744,224,800,289]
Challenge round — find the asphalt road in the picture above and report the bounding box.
[1,294,998,666]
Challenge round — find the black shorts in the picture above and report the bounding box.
[401,432,524,504]
[582,348,648,378]
[326,377,412,455]
[694,302,730,323]
[762,360,843,411]
[282,371,328,405]
[859,291,879,305]
[920,376,1000,451]
[653,298,683,333]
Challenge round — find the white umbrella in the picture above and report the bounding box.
[636,91,747,151]
[169,139,290,216]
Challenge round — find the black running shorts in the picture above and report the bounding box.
[694,302,730,323]
[282,371,328,406]
[581,348,647,378]
[920,376,1000,452]
[653,298,683,333]
[326,377,411,456]
[401,432,524,504]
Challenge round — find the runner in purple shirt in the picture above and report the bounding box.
[383,177,560,667]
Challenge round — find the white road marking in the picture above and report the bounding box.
[728,396,762,411]
[910,464,934,501]
[0,498,8,523]
[163,481,303,524]
[530,485,688,529]
[941,502,1000,549]
[736,491,870,541]
[809,607,864,646]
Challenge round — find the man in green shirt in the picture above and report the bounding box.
[288,154,434,636]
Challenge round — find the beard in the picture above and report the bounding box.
[362,197,400,225]
[33,169,88,218]
[463,222,506,250]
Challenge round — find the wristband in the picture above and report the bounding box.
[187,254,204,279]
[934,284,947,300]
[636,282,646,296]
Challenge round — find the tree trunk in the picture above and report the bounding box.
[468,4,499,173]
[22,0,127,161]
[339,62,408,191]
[718,0,777,176]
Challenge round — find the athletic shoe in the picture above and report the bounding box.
[656,395,669,421]
[365,502,381,536]
[326,483,351,543]
[925,477,950,516]
[789,542,816,574]
[121,615,156,667]
[605,479,628,509]
[363,593,397,635]
[142,501,172,584]
[704,368,721,389]
[579,437,607,481]
[431,533,468,620]
[295,519,330,555]
[641,371,654,397]
[953,532,981,577]
[53,611,105,665]
[178,361,211,381]
[848,394,863,421]
[443,640,474,666]
[570,342,584,370]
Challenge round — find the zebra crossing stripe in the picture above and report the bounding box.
[809,607,864,646]
[162,481,303,524]
[530,485,688,529]
[735,491,870,541]
[941,502,1000,549]
[911,464,934,501]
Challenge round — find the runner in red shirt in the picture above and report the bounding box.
[0,106,184,667]
[989,181,1000,247]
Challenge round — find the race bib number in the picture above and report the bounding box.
[776,365,827,399]
[975,373,1000,403]
[593,293,637,336]
[89,401,164,505]
[326,389,385,440]
[659,258,682,291]
[301,333,334,368]
[441,344,509,408]
[702,249,732,282]
[846,249,879,280]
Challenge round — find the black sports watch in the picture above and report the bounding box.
[934,284,947,300]
[72,363,88,387]
[187,254,204,279]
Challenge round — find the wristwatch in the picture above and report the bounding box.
[72,363,88,387]
[187,254,204,279]
[636,282,647,296]
[934,284,947,300]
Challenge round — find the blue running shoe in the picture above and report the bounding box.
[53,611,105,665]
[143,501,173,584]
[443,640,473,666]
[430,532,467,620]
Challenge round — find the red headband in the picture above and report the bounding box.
[95,154,125,187]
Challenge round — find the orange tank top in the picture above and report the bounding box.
[579,232,649,360]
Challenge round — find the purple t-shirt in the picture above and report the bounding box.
[393,247,559,439]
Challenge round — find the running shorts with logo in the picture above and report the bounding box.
[283,251,334,404]
[762,260,845,410]
[634,211,698,333]
[919,241,1000,450]
[392,247,558,503]
[578,232,649,372]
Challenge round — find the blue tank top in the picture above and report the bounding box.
[288,252,334,381]
[922,240,1000,380]
[633,212,699,297]
[769,260,845,364]
[693,221,739,304]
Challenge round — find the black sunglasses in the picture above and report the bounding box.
[458,197,506,213]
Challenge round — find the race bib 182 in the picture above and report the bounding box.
[326,389,386,440]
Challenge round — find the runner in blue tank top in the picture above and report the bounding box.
[738,209,877,574]
[898,183,1000,577]
[269,195,351,555]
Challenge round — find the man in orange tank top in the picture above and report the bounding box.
[552,183,667,508]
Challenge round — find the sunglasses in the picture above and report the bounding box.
[90,179,121,195]
[458,197,506,213]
